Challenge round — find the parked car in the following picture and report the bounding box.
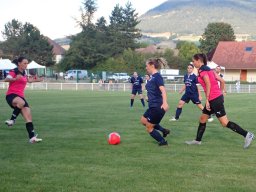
[64,70,88,80]
[108,73,130,82]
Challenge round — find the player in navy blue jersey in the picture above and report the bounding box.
[170,63,214,122]
[140,58,170,146]
[130,72,145,108]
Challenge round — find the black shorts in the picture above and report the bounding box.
[143,107,165,124]
[132,89,142,95]
[202,95,226,118]
[181,94,201,104]
[6,94,29,109]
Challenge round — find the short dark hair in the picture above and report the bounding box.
[188,63,194,68]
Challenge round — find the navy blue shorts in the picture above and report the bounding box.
[181,94,201,104]
[132,89,142,95]
[6,94,29,109]
[143,107,165,124]
[202,95,226,118]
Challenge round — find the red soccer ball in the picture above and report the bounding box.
[108,132,121,145]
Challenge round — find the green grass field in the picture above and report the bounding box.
[0,91,255,192]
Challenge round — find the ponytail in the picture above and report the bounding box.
[193,53,208,65]
[147,57,168,70]
[12,56,27,66]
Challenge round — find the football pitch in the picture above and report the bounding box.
[0,91,255,192]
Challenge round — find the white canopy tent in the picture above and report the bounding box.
[27,60,46,69]
[207,61,225,70]
[0,59,16,70]
[27,60,46,76]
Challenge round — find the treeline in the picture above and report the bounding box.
[0,19,54,66]
[0,0,236,74]
[59,1,141,72]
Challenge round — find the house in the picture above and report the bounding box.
[47,37,66,64]
[212,41,256,82]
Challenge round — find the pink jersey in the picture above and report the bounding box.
[198,66,222,101]
[6,69,27,98]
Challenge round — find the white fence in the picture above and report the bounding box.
[0,82,256,93]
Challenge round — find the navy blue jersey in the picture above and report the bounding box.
[146,72,164,108]
[184,73,198,95]
[130,76,143,89]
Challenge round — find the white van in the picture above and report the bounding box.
[64,70,88,80]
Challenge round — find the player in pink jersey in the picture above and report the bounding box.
[185,53,254,149]
[4,56,43,143]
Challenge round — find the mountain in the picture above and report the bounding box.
[138,0,256,35]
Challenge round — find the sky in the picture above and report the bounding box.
[0,0,166,41]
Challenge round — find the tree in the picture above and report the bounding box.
[178,42,200,64]
[78,0,97,29]
[60,1,142,71]
[108,2,141,55]
[0,19,54,66]
[199,22,236,53]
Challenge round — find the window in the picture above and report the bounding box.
[245,47,253,51]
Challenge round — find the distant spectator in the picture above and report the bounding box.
[236,80,240,93]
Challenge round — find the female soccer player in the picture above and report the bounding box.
[140,58,170,146]
[4,56,43,143]
[186,53,254,149]
[170,63,213,122]
[130,71,145,108]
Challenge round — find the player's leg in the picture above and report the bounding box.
[141,108,167,146]
[185,107,210,145]
[170,95,187,121]
[130,90,136,107]
[138,89,145,107]
[21,106,42,143]
[5,95,24,126]
[212,96,254,149]
[154,124,170,138]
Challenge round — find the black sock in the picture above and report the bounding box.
[227,121,247,137]
[154,124,164,132]
[26,122,35,139]
[150,129,165,143]
[196,123,206,141]
[130,99,134,107]
[10,107,21,121]
[140,99,145,107]
[175,108,182,119]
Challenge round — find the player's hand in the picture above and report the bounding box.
[161,102,169,112]
[15,74,22,80]
[206,100,211,111]
[199,95,203,101]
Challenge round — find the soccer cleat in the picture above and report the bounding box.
[5,119,15,127]
[163,129,170,138]
[169,117,178,121]
[29,135,43,144]
[185,140,202,145]
[244,132,254,149]
[159,140,168,146]
[207,117,214,122]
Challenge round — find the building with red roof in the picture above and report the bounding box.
[212,41,256,82]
